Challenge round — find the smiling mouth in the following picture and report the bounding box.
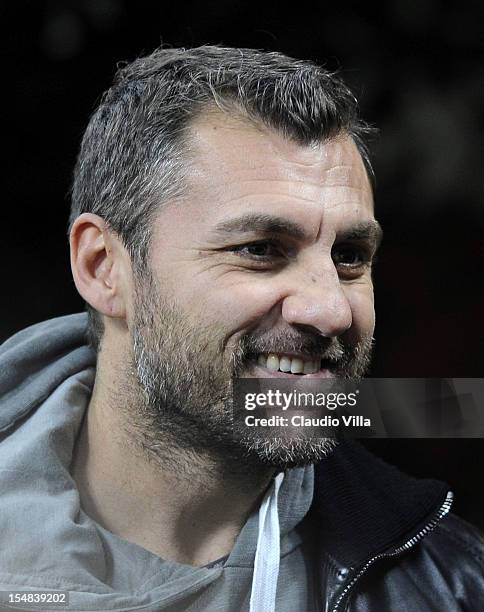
[247,352,337,378]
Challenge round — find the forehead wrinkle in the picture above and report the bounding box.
[189,149,372,204]
[195,177,372,209]
[207,159,369,186]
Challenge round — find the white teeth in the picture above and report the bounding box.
[266,354,280,371]
[290,358,304,374]
[279,356,292,372]
[303,360,314,374]
[256,353,322,374]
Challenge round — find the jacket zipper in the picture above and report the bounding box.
[330,490,454,612]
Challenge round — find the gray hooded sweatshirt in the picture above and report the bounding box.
[0,314,317,611]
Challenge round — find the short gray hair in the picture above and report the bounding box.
[69,45,374,351]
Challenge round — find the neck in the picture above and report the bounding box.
[71,353,274,566]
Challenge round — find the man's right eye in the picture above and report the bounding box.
[230,240,285,260]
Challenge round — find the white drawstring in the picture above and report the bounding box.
[249,472,285,612]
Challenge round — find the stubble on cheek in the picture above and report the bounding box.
[123,269,374,470]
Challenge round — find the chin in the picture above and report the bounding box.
[242,437,338,469]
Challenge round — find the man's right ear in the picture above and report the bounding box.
[69,213,131,320]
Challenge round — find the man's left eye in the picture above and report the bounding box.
[332,245,369,267]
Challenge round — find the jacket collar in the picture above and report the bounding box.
[310,440,449,568]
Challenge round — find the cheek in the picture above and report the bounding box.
[185,278,283,334]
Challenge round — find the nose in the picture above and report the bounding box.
[281,268,352,338]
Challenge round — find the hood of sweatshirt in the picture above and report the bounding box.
[0,314,315,611]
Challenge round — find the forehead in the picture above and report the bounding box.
[191,109,368,169]
[162,111,375,236]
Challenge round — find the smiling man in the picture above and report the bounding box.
[0,46,482,611]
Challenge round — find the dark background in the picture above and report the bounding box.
[1,1,483,528]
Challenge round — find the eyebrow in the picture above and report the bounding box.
[213,213,307,241]
[213,213,383,248]
[337,220,383,249]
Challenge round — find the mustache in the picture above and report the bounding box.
[231,329,374,379]
[235,330,346,363]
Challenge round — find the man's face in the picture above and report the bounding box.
[128,112,380,468]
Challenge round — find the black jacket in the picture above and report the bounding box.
[310,442,484,611]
